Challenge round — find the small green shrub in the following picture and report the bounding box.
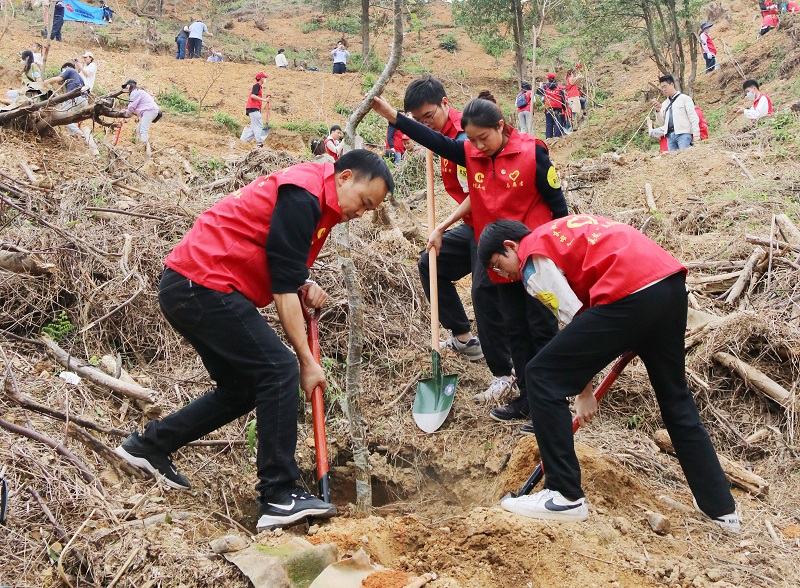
[42,311,75,342]
[157,87,199,114]
[361,72,377,94]
[301,18,322,33]
[278,120,329,136]
[214,111,242,136]
[438,33,459,53]
[334,102,352,116]
[326,15,360,35]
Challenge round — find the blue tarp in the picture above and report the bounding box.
[63,0,106,25]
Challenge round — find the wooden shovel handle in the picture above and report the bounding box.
[425,149,439,352]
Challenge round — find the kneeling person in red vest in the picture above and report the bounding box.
[115,151,393,531]
[477,217,739,531]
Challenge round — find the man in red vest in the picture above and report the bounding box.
[477,217,739,532]
[115,151,394,531]
[240,72,270,148]
[403,76,516,404]
[738,79,774,121]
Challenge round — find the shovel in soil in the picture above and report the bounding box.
[413,149,458,434]
[502,352,636,500]
[299,291,331,503]
[260,101,271,140]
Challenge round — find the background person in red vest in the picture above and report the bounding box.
[760,0,780,35]
[699,23,717,73]
[385,113,406,163]
[738,79,774,121]
[114,151,394,532]
[240,72,270,149]
[477,217,740,532]
[371,93,568,425]
[516,81,533,134]
[399,76,516,404]
[324,125,343,160]
[565,65,585,125]
[538,73,569,138]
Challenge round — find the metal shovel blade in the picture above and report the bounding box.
[260,125,271,139]
[413,349,457,434]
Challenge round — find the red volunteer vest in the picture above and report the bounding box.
[245,83,263,111]
[756,93,774,114]
[565,76,581,98]
[439,107,473,226]
[518,215,686,308]
[324,138,339,160]
[544,84,565,109]
[165,163,342,308]
[704,34,716,55]
[464,128,555,282]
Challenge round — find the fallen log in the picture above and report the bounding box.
[644,183,657,213]
[724,247,766,306]
[40,336,161,417]
[0,250,55,276]
[0,87,82,123]
[713,351,794,409]
[746,234,800,254]
[653,429,769,496]
[775,214,800,247]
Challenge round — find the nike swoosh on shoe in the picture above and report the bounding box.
[544,498,583,512]
[268,500,296,511]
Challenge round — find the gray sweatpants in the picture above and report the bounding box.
[136,110,159,143]
[517,109,532,134]
[240,110,264,145]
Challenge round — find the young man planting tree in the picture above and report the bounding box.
[116,150,394,531]
[402,76,516,404]
[476,216,739,531]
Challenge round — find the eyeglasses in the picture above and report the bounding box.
[490,256,509,277]
[413,105,441,125]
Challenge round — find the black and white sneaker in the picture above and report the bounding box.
[257,487,337,531]
[114,433,191,490]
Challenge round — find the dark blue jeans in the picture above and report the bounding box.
[188,38,202,58]
[527,273,735,518]
[142,268,301,496]
[545,109,564,138]
[176,38,187,59]
[418,223,513,378]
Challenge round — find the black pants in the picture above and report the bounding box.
[188,38,202,58]
[497,281,558,405]
[527,272,735,518]
[418,223,513,377]
[142,268,301,497]
[333,62,346,74]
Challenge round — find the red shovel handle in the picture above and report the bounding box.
[113,119,124,146]
[299,291,330,503]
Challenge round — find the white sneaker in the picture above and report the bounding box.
[501,489,589,522]
[440,335,484,361]
[693,498,740,533]
[473,375,515,403]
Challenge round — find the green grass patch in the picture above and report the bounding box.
[438,33,459,53]
[157,87,199,114]
[214,112,242,136]
[326,15,361,35]
[278,120,329,136]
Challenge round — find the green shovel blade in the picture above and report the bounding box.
[413,349,457,433]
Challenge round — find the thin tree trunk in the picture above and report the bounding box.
[42,0,56,73]
[512,0,525,86]
[335,0,404,513]
[361,0,370,64]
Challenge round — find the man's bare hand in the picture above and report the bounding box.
[371,95,398,124]
[299,281,328,309]
[574,382,597,427]
[300,361,327,400]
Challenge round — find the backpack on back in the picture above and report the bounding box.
[515,91,529,109]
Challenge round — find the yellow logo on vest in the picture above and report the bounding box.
[566,215,598,228]
[315,228,327,240]
[547,166,561,189]
[473,172,486,190]
[506,169,523,188]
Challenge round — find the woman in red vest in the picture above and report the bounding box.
[371,94,568,425]
[477,217,740,532]
[760,0,780,35]
[114,151,393,532]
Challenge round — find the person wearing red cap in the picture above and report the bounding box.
[241,72,270,148]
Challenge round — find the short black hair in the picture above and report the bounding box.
[743,79,760,90]
[278,48,285,53]
[658,74,675,85]
[477,220,532,269]
[521,81,532,91]
[330,125,342,133]
[334,149,395,196]
[61,62,75,70]
[404,76,447,112]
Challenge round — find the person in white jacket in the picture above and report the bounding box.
[651,74,699,151]
[738,79,773,121]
